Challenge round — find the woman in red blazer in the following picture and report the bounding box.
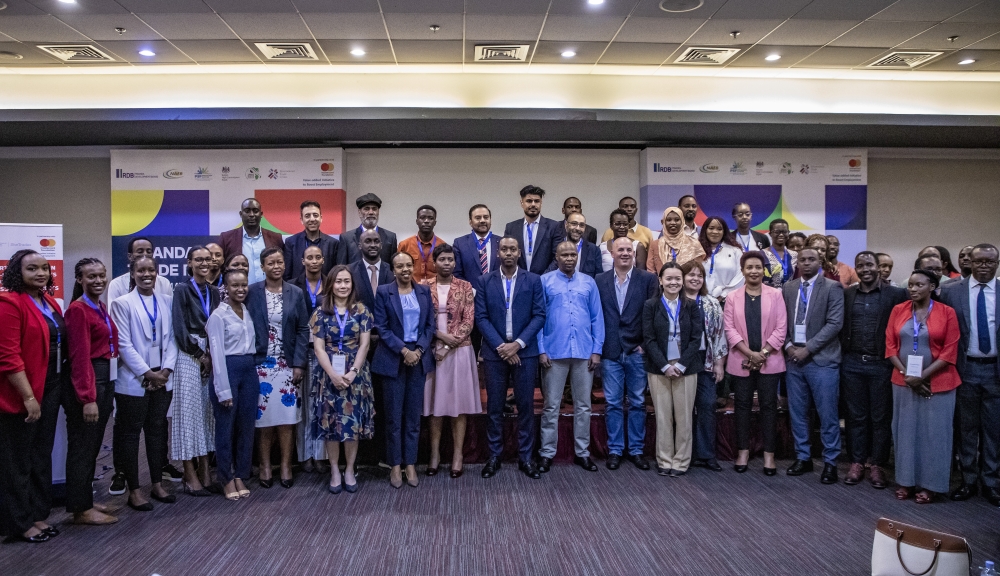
[64,258,120,526]
[885,269,961,504]
[0,249,64,543]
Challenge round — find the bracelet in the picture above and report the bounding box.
[24,396,35,402]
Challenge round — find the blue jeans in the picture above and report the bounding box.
[601,351,647,457]
[786,361,841,464]
[210,354,258,484]
[692,371,718,463]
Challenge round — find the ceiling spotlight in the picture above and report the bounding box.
[0,2,8,11]
[350,48,366,56]
[765,54,781,61]
[138,49,155,57]
[561,50,576,58]
[947,36,959,43]
[57,0,77,3]
[429,24,440,32]
[958,58,976,65]
[588,0,605,4]
[730,31,741,39]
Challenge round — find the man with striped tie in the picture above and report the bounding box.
[453,204,501,283]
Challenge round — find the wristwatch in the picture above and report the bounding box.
[761,349,771,359]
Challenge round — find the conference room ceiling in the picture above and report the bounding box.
[0,0,999,71]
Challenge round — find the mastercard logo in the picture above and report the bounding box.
[320,162,334,172]
[39,239,56,247]
[848,159,861,168]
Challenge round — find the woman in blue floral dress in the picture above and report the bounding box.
[311,265,374,494]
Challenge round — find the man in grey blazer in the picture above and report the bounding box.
[782,247,844,484]
[940,243,1000,506]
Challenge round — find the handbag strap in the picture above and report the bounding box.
[895,530,939,576]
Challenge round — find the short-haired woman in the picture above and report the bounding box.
[292,244,329,473]
[601,209,647,272]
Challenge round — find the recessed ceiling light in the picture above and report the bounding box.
[0,2,8,11]
[138,49,155,57]
[57,0,77,4]
[561,50,576,58]
[765,54,781,61]
[958,58,976,65]
[588,0,605,4]
[350,48,366,56]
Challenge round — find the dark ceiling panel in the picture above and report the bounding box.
[169,39,260,62]
[319,39,395,63]
[392,39,462,63]
[712,0,814,21]
[118,0,215,14]
[793,0,896,21]
[870,0,981,22]
[27,0,128,15]
[0,0,45,16]
[792,46,886,67]
[532,40,608,64]
[598,41,679,64]
[725,44,821,67]
[629,0,730,19]
[137,13,237,41]
[761,19,859,46]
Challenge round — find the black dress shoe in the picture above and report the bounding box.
[786,459,814,476]
[606,454,621,470]
[279,478,294,489]
[425,465,440,477]
[702,460,722,472]
[151,492,177,504]
[537,457,552,473]
[656,466,670,476]
[820,463,838,484]
[3,532,50,544]
[574,456,598,472]
[983,486,1000,507]
[763,467,777,476]
[733,464,748,473]
[205,483,223,495]
[481,457,501,478]
[41,526,60,537]
[127,500,154,512]
[668,468,686,478]
[950,483,978,501]
[258,478,274,489]
[518,460,541,479]
[625,454,651,471]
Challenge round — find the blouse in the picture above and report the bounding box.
[704,243,745,299]
[172,280,220,358]
[400,291,420,342]
[694,295,727,371]
[65,298,120,404]
[206,302,256,403]
[885,301,961,393]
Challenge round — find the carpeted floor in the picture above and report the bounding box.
[3,428,999,576]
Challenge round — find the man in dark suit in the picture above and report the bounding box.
[474,236,546,480]
[503,185,563,275]
[782,247,844,484]
[729,202,770,251]
[282,200,339,282]
[453,203,500,282]
[561,197,597,245]
[596,237,659,471]
[940,243,1000,506]
[217,197,284,285]
[839,251,907,489]
[348,228,394,315]
[335,193,398,265]
[546,212,602,279]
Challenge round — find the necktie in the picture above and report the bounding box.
[479,247,488,275]
[978,283,991,354]
[369,265,378,296]
[795,281,809,325]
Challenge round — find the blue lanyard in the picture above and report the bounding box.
[139,294,158,342]
[306,279,321,308]
[709,244,722,274]
[417,237,437,263]
[737,232,752,252]
[661,296,680,339]
[913,302,932,354]
[213,275,224,288]
[504,274,515,310]
[576,239,583,253]
[334,307,349,353]
[798,280,810,313]
[670,247,677,262]
[82,294,115,357]
[189,278,211,319]
[31,296,60,347]
[475,231,492,252]
[770,247,791,281]
[526,222,535,255]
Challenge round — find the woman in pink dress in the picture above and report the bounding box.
[422,243,480,478]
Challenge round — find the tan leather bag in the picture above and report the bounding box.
[872,518,971,576]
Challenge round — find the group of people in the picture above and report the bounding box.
[1,186,997,545]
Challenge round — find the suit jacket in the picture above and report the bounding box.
[503,216,564,275]
[349,259,395,315]
[641,296,703,376]
[425,277,475,349]
[545,241,603,279]
[596,268,660,359]
[560,219,597,245]
[474,268,546,361]
[282,231,339,281]
[723,285,787,376]
[840,282,908,359]
[940,277,1000,375]
[372,281,435,377]
[290,275,323,319]
[336,226,398,266]
[110,290,178,397]
[218,227,284,263]
[452,232,501,282]
[728,229,771,251]
[781,274,844,367]
[246,281,310,369]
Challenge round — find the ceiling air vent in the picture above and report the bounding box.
[867,51,942,69]
[674,47,740,65]
[254,42,318,60]
[37,44,115,62]
[474,45,530,62]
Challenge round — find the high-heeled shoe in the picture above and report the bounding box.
[389,470,403,489]
[3,532,50,544]
[450,468,463,479]
[183,482,211,497]
[426,464,440,476]
[733,463,748,473]
[41,526,60,537]
[763,467,777,476]
[258,477,274,489]
[406,468,419,488]
[279,478,294,489]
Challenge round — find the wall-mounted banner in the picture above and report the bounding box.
[111,148,345,284]
[0,222,65,304]
[640,148,867,264]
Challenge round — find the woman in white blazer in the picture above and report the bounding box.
[109,257,178,511]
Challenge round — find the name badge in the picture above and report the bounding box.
[667,339,681,362]
[794,324,807,344]
[905,355,924,378]
[109,358,118,381]
[331,353,347,375]
[149,346,162,371]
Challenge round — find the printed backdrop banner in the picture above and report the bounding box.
[111,148,344,284]
[640,148,868,264]
[0,222,65,303]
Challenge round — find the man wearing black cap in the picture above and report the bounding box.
[336,193,398,265]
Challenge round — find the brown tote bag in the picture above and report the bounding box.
[872,518,971,576]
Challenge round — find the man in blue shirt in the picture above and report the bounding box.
[537,241,605,473]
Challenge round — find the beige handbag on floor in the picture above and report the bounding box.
[872,518,971,576]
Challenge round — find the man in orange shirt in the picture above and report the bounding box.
[826,235,859,288]
[398,205,446,284]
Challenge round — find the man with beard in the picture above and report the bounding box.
[336,193,398,265]
[561,197,598,245]
[549,212,602,279]
[282,201,338,281]
[503,185,564,275]
[679,195,700,239]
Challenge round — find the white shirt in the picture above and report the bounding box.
[206,302,256,402]
[500,269,527,348]
[735,231,756,252]
[660,296,686,374]
[704,243,745,299]
[107,272,173,303]
[364,259,383,292]
[683,223,700,239]
[600,239,640,272]
[968,278,997,358]
[787,274,818,347]
[523,218,538,269]
[614,268,632,313]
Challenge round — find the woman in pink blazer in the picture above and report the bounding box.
[723,251,787,476]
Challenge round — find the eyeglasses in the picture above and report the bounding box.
[972,259,999,266]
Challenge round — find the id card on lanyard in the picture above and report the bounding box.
[32,296,62,373]
[140,295,162,370]
[662,296,681,361]
[330,307,349,375]
[83,295,117,380]
[906,302,932,378]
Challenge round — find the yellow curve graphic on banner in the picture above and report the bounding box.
[112,190,165,236]
[755,196,813,233]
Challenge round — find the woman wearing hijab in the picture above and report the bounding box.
[647,207,706,275]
